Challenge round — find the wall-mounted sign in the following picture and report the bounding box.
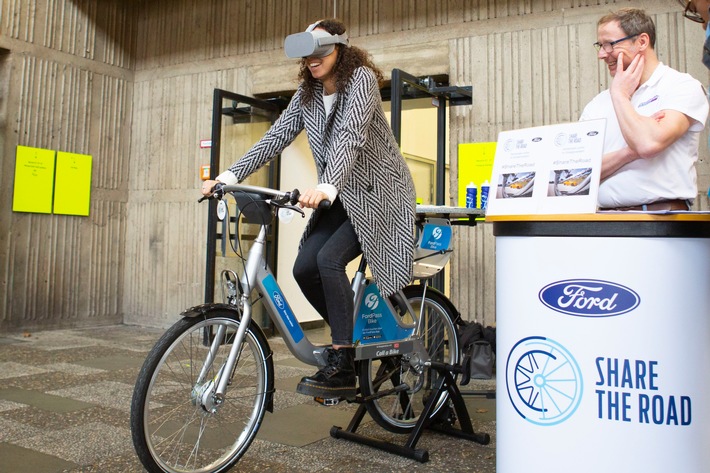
[12,146,55,214]
[457,142,496,209]
[53,151,92,216]
[12,145,92,216]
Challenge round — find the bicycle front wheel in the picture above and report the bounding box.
[358,284,459,433]
[130,311,273,473]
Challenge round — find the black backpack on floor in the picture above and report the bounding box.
[456,319,496,383]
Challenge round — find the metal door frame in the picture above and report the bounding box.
[389,69,472,206]
[204,89,283,304]
[389,70,473,292]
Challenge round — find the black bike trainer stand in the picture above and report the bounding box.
[330,361,491,463]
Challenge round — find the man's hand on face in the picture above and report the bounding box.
[610,52,644,100]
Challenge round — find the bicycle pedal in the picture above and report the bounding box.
[314,396,340,406]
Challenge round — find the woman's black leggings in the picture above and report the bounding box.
[293,198,362,346]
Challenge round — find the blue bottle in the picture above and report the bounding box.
[465,182,477,208]
[480,180,490,210]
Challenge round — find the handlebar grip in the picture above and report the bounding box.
[289,189,301,205]
[197,182,225,203]
[290,189,331,209]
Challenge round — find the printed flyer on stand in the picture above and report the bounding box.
[486,119,606,216]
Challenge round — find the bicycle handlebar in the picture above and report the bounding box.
[289,188,332,209]
[199,182,331,209]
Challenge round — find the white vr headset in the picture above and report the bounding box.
[284,22,349,58]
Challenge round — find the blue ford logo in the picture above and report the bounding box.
[539,279,639,317]
[587,131,599,136]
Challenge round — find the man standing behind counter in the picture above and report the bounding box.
[580,8,709,211]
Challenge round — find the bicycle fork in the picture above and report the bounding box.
[192,228,266,413]
[190,299,253,413]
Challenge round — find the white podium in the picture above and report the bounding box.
[492,214,710,473]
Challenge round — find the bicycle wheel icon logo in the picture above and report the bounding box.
[505,336,583,426]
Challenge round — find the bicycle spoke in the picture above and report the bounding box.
[132,315,271,473]
[359,286,459,433]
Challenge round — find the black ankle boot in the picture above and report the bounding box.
[297,347,356,400]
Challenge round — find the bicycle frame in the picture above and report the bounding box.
[238,221,422,365]
[241,223,324,365]
[132,186,488,473]
[200,184,429,396]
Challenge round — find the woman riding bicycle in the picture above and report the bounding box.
[201,18,416,400]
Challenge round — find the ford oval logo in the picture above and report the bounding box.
[538,279,640,317]
[273,291,285,310]
[532,137,543,142]
[587,131,599,136]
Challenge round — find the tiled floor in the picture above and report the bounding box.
[0,324,496,472]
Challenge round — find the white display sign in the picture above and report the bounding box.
[496,235,710,472]
[486,119,606,215]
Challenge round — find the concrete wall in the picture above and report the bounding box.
[0,0,135,331]
[1,0,707,331]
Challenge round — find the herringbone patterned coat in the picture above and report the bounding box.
[227,66,416,296]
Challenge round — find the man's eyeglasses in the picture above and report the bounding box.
[678,0,704,23]
[593,34,639,53]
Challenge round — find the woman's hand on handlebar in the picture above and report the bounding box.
[201,179,220,196]
[298,189,329,209]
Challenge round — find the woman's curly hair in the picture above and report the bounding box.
[297,19,384,105]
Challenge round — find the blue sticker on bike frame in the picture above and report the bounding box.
[262,274,304,343]
[353,283,414,345]
[419,223,452,252]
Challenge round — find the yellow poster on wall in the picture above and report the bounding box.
[53,151,92,216]
[12,146,56,214]
[457,142,496,208]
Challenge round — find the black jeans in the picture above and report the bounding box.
[293,198,362,346]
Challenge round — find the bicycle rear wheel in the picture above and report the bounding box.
[131,310,273,473]
[358,284,459,433]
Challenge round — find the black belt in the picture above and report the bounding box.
[600,199,690,212]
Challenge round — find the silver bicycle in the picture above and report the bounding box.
[130,183,462,473]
